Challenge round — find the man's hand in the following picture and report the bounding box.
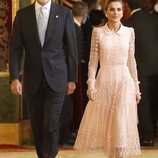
[11,79,22,95]
[66,82,76,95]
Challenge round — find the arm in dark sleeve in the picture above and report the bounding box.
[9,11,24,81]
[64,10,78,82]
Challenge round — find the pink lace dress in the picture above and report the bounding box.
[74,23,141,158]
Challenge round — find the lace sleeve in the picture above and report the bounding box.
[87,28,99,91]
[127,28,141,95]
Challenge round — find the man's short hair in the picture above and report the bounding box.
[82,0,98,6]
[72,1,88,17]
[126,0,142,10]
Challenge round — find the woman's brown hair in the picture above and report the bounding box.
[104,0,124,10]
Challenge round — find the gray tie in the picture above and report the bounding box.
[38,7,46,46]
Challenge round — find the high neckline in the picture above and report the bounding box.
[104,23,124,35]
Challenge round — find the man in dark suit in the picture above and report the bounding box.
[9,0,78,158]
[125,0,158,146]
[72,2,88,131]
[141,0,158,140]
[59,1,88,145]
[81,0,101,108]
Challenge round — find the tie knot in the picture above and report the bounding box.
[40,7,45,15]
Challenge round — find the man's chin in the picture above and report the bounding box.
[37,0,50,5]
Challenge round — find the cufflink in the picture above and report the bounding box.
[56,15,58,18]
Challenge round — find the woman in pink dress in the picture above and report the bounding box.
[74,0,141,158]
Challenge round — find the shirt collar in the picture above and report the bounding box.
[35,0,51,11]
[74,17,81,27]
[131,8,141,15]
[104,23,124,35]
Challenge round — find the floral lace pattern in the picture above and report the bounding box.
[74,24,141,157]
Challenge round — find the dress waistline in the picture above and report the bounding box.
[101,64,127,68]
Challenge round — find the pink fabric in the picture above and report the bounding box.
[74,24,141,158]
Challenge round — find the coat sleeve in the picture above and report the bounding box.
[64,10,78,82]
[9,10,24,81]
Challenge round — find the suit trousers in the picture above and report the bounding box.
[138,75,154,141]
[26,75,65,158]
[149,75,158,137]
[59,95,72,144]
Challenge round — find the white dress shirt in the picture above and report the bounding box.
[35,0,51,29]
[74,17,81,27]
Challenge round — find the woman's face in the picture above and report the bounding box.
[105,2,123,23]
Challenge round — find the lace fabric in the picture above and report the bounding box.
[127,28,140,95]
[86,28,99,91]
[74,24,141,157]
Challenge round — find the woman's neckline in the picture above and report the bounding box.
[106,22,122,33]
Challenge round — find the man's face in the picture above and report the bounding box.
[142,0,155,12]
[37,0,50,6]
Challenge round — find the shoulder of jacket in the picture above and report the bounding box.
[55,3,71,14]
[16,4,33,17]
[17,4,32,13]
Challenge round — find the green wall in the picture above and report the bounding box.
[19,0,32,9]
[0,76,19,123]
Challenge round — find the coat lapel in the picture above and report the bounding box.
[44,2,57,45]
[29,3,41,47]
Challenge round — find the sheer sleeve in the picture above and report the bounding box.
[87,28,99,91]
[127,28,141,95]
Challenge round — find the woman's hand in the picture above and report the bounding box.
[136,94,141,104]
[87,89,96,101]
